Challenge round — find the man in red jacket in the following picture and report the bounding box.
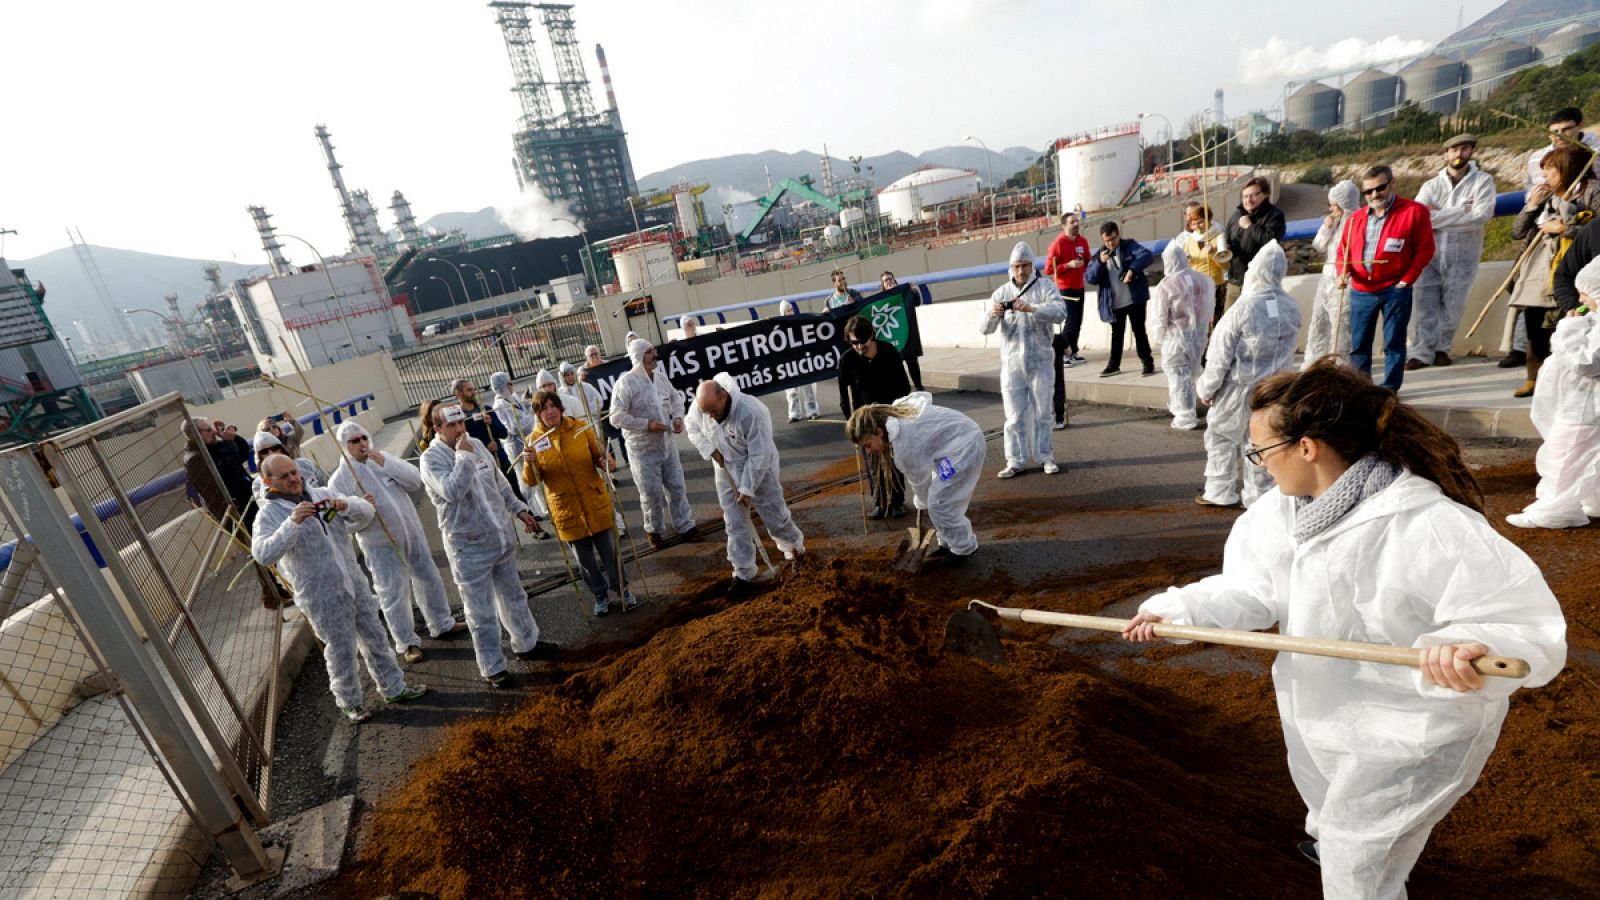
[1043,212,1091,428]
[1336,165,1436,391]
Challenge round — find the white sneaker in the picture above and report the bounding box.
[1062,356,1076,368]
[997,466,1021,479]
[1505,513,1536,529]
[1053,420,1067,430]
[1042,461,1060,475]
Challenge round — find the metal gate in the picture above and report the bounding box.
[0,394,281,892]
[393,306,601,405]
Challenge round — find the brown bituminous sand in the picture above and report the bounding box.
[343,458,1598,898]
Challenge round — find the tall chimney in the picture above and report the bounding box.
[247,205,293,276]
[596,43,620,118]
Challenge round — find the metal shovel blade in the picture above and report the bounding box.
[944,605,1005,664]
[891,525,939,573]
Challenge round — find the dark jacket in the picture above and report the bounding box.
[1225,200,1288,284]
[1084,240,1154,323]
[838,341,914,415]
[1554,216,1600,313]
[462,400,510,464]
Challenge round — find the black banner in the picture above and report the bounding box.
[583,284,922,412]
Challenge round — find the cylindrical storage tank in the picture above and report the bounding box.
[1054,124,1143,212]
[1399,55,1464,115]
[876,167,980,226]
[839,207,866,229]
[613,243,676,292]
[1466,39,1535,102]
[822,224,845,246]
[673,191,699,238]
[1285,82,1341,133]
[1538,23,1600,60]
[1342,69,1399,131]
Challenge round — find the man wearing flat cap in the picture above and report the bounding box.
[1407,133,1496,370]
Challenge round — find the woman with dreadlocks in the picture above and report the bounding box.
[847,392,985,564]
[1122,359,1566,899]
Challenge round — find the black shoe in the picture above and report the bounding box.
[484,670,514,689]
[888,503,907,518]
[924,545,970,566]
[868,506,887,520]
[1297,840,1320,866]
[728,577,760,599]
[514,640,560,661]
[680,526,704,543]
[1498,350,1526,368]
[1141,363,1155,376]
[1098,366,1120,378]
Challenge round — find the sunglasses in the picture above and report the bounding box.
[1362,181,1392,196]
[346,436,369,445]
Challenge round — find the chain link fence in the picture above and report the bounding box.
[394,306,601,406]
[0,394,283,895]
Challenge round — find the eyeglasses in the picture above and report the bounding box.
[1245,437,1296,466]
[1362,181,1392,196]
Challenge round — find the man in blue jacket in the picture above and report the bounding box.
[1084,221,1155,376]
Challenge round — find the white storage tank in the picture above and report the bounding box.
[614,242,677,292]
[821,224,845,247]
[674,190,699,238]
[876,167,981,226]
[839,207,867,229]
[1538,22,1600,60]
[1054,122,1143,212]
[1466,39,1535,102]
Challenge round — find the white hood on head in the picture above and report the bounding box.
[251,431,282,453]
[1162,240,1191,274]
[559,361,578,376]
[1329,180,1361,213]
[490,371,512,395]
[1576,255,1600,301]
[535,368,557,391]
[1242,241,1287,295]
[1009,241,1035,265]
[335,421,369,444]
[627,339,653,367]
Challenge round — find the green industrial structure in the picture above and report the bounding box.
[0,263,100,447]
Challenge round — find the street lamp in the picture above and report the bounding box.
[551,215,594,296]
[1138,112,1173,169]
[426,257,477,325]
[462,262,492,297]
[428,275,458,319]
[965,135,997,239]
[561,254,570,277]
[487,268,507,294]
[276,233,362,357]
[509,266,523,291]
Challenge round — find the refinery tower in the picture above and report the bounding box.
[490,2,638,232]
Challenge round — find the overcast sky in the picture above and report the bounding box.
[3,0,1502,263]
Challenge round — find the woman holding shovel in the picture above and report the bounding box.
[1122,360,1566,899]
[520,390,636,616]
[846,392,984,566]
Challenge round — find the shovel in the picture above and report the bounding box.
[892,509,940,574]
[945,599,1533,678]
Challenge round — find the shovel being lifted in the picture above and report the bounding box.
[945,599,1532,678]
[892,509,940,574]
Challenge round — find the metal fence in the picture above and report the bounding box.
[0,394,281,895]
[393,306,601,406]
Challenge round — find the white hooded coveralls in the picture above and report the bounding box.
[559,361,606,430]
[609,340,696,536]
[1518,304,1600,526]
[1139,473,1565,900]
[1149,241,1216,429]
[1198,241,1302,507]
[687,374,806,579]
[980,243,1067,468]
[329,423,456,652]
[886,392,986,556]
[490,371,537,462]
[1409,161,1496,363]
[252,485,407,710]
[778,299,819,420]
[420,433,541,677]
[1303,181,1362,367]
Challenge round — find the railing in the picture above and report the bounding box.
[392,306,600,406]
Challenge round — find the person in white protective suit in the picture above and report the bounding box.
[252,455,427,723]
[1124,360,1565,899]
[777,299,820,421]
[1508,258,1600,528]
[490,370,545,518]
[688,375,808,596]
[420,403,557,688]
[329,421,464,663]
[1408,134,1497,370]
[847,392,986,563]
[1303,181,1363,367]
[1196,241,1302,508]
[608,339,703,549]
[980,241,1067,477]
[1149,240,1216,429]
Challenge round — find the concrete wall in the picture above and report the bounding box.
[187,350,409,434]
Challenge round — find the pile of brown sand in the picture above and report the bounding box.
[347,562,1318,897]
[344,459,1599,898]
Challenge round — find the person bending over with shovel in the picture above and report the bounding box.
[847,392,985,567]
[1122,360,1567,898]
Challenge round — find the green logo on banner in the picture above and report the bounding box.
[863,296,908,351]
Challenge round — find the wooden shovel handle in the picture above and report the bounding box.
[968,601,1531,678]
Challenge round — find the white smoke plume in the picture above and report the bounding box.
[495,184,584,240]
[710,186,759,224]
[1238,35,1433,85]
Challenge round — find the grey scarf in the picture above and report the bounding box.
[1292,454,1400,544]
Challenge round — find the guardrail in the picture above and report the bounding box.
[666,190,1532,328]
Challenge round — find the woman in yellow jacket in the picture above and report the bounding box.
[520,389,637,616]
